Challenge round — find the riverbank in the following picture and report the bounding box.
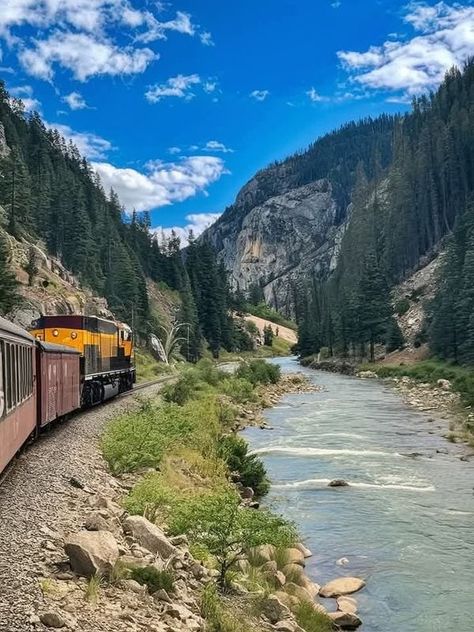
[301,355,474,447]
[32,360,366,632]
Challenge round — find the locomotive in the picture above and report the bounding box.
[0,314,135,476]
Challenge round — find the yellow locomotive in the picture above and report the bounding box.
[30,315,135,406]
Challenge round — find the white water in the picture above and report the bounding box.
[242,358,474,632]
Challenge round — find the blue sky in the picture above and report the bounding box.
[1,0,473,239]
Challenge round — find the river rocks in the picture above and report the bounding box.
[282,563,305,582]
[328,611,362,629]
[357,371,378,379]
[285,582,314,603]
[261,595,292,624]
[336,557,350,566]
[240,486,255,499]
[319,577,366,598]
[252,543,276,563]
[337,596,358,614]
[294,542,313,558]
[328,479,350,487]
[284,547,305,566]
[64,530,119,578]
[123,515,177,559]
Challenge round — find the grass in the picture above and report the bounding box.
[130,566,174,594]
[217,336,293,361]
[201,584,260,632]
[244,303,297,331]
[294,602,334,632]
[85,574,102,604]
[134,347,174,383]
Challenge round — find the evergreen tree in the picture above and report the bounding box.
[0,230,20,315]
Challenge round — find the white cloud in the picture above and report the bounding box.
[19,31,157,82]
[48,122,114,159]
[338,2,474,96]
[204,140,234,153]
[154,212,221,245]
[0,1,206,81]
[145,73,201,103]
[250,89,269,101]
[200,31,214,46]
[92,156,228,212]
[9,85,41,112]
[62,91,89,110]
[203,80,218,93]
[168,146,182,155]
[306,87,325,102]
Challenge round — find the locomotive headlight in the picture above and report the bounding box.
[71,331,77,339]
[53,329,59,337]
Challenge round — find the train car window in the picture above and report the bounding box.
[0,341,4,418]
[5,343,12,411]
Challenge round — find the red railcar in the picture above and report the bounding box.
[36,341,81,428]
[0,316,37,475]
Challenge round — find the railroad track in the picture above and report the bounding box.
[0,375,175,489]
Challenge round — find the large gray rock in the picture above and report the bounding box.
[64,530,119,578]
[328,611,362,629]
[261,595,292,624]
[123,515,178,559]
[201,179,346,314]
[319,577,366,598]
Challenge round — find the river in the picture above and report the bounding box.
[242,357,474,632]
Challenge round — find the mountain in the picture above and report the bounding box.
[203,61,474,363]
[0,82,250,359]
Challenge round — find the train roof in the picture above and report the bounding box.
[36,340,81,355]
[0,316,35,343]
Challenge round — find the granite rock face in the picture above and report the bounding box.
[203,179,347,314]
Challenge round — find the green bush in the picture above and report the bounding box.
[395,297,410,316]
[168,487,296,587]
[123,472,175,520]
[295,602,334,632]
[195,358,227,386]
[218,435,270,497]
[102,397,218,474]
[130,566,174,594]
[221,377,256,404]
[236,360,281,386]
[162,370,200,405]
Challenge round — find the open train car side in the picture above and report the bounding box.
[0,316,37,475]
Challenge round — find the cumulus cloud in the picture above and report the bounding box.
[250,89,269,101]
[145,74,201,103]
[153,212,222,245]
[62,91,89,110]
[200,31,214,46]
[19,31,157,82]
[0,1,208,81]
[92,156,228,212]
[48,122,114,159]
[338,2,474,97]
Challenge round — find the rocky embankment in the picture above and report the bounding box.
[7,372,367,632]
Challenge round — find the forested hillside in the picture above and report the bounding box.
[0,82,246,358]
[294,61,474,362]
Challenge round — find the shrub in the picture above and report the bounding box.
[217,435,270,497]
[130,566,174,594]
[102,397,219,474]
[123,473,175,520]
[294,602,333,632]
[162,370,200,405]
[395,297,410,316]
[195,358,227,386]
[168,487,296,588]
[236,360,281,386]
[221,377,255,404]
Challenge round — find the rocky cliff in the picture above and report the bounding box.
[203,179,347,311]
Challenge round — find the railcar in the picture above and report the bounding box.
[30,315,135,406]
[0,316,37,475]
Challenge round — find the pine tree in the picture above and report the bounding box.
[0,230,20,315]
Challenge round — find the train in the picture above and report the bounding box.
[0,314,135,476]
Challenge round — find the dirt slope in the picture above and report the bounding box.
[244,314,297,345]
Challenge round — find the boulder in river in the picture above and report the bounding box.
[328,479,350,487]
[337,595,358,614]
[319,577,366,598]
[328,611,362,629]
